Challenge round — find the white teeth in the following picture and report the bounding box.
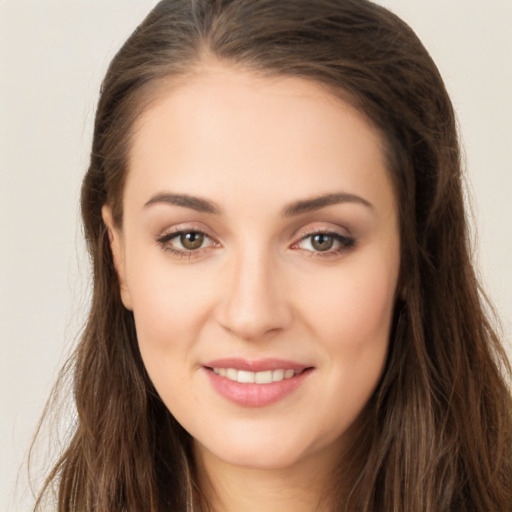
[226,368,237,380]
[284,369,295,379]
[237,370,255,383]
[272,369,284,382]
[255,370,272,384]
[212,367,300,383]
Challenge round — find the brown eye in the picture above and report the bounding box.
[310,234,334,251]
[180,232,204,250]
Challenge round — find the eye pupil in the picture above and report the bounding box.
[311,234,334,251]
[180,232,204,250]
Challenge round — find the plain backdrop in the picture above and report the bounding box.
[1,1,511,510]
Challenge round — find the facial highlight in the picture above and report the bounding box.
[103,63,400,476]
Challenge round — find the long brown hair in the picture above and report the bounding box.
[32,0,512,510]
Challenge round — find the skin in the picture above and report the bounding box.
[103,63,400,512]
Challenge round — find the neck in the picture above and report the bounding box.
[193,442,341,512]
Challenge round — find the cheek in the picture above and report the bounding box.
[128,268,208,414]
[301,258,397,347]
[297,258,397,431]
[123,249,215,383]
[126,245,211,328]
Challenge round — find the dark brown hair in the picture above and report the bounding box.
[33,0,512,510]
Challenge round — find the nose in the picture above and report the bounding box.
[215,247,293,341]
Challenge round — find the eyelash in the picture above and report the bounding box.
[292,229,356,258]
[155,230,218,259]
[155,228,356,259]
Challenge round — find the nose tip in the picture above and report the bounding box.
[215,255,292,341]
[220,312,283,341]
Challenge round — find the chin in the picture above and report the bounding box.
[206,442,307,470]
[193,419,340,471]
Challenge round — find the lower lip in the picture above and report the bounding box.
[204,368,313,407]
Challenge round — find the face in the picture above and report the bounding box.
[103,64,400,473]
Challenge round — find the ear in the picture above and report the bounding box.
[101,205,133,310]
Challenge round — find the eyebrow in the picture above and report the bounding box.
[144,193,222,214]
[282,192,373,216]
[144,191,373,216]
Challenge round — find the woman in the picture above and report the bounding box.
[33,0,512,510]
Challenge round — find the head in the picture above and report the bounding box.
[75,0,492,510]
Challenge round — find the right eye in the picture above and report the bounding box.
[156,230,217,255]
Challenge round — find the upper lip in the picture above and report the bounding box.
[203,358,312,373]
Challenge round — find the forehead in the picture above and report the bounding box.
[125,63,394,217]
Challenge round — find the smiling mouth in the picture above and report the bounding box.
[208,367,307,384]
[203,361,314,406]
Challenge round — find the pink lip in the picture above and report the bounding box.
[203,357,309,372]
[202,358,314,408]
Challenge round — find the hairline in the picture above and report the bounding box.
[112,55,400,229]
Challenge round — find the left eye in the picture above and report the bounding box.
[178,231,206,250]
[297,232,352,252]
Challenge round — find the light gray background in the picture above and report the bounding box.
[1,1,511,510]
